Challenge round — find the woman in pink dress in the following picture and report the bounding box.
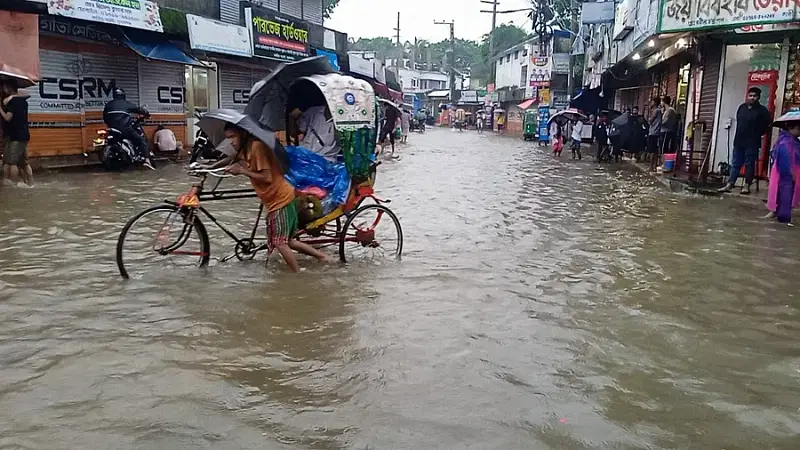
[765,112,800,225]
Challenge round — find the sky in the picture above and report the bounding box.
[326,0,535,43]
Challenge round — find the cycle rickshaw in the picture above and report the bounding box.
[116,57,403,279]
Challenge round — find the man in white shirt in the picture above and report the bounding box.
[154,125,178,152]
[571,119,583,160]
[293,106,340,162]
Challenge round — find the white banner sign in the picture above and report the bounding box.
[460,91,478,102]
[48,0,163,33]
[659,0,798,32]
[551,54,570,75]
[187,14,251,58]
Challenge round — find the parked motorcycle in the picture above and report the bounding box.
[95,111,153,171]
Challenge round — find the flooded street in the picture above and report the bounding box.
[2,128,800,449]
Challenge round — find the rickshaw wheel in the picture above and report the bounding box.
[339,204,403,263]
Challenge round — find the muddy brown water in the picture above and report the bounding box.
[1,129,800,449]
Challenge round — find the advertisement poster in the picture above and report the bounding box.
[659,0,798,33]
[538,106,550,141]
[187,14,251,58]
[0,11,39,84]
[47,0,163,33]
[245,6,310,62]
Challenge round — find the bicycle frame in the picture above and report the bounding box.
[166,173,268,260]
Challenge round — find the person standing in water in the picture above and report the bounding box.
[0,80,34,187]
[764,114,800,225]
[718,87,772,194]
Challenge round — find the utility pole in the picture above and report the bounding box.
[394,12,401,68]
[480,0,499,85]
[434,20,456,104]
[568,0,577,101]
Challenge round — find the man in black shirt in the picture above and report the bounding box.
[718,87,772,194]
[0,80,34,187]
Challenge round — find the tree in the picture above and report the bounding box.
[349,37,397,59]
[323,0,339,18]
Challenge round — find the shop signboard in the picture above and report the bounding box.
[551,53,570,75]
[187,14,251,58]
[47,0,163,33]
[460,90,478,103]
[245,6,310,62]
[315,48,340,71]
[658,0,799,32]
[348,54,373,77]
[736,21,800,33]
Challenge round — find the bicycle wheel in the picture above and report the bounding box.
[339,204,403,263]
[116,204,210,279]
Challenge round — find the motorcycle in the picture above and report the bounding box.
[189,112,226,163]
[410,117,426,133]
[95,111,153,171]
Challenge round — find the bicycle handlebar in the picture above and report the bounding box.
[186,163,235,178]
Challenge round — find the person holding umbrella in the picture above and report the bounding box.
[199,110,330,272]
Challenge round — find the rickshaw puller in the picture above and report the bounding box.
[221,123,331,272]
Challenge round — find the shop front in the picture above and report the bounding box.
[704,32,796,181]
[28,14,199,166]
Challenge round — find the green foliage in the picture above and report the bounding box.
[349,37,398,59]
[159,6,188,35]
[348,23,532,86]
[323,0,340,19]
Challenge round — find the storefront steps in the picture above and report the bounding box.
[622,158,770,206]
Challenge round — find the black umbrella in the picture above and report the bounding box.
[198,108,288,173]
[244,56,336,132]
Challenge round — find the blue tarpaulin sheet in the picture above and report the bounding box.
[284,145,351,213]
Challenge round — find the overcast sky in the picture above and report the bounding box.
[326,0,535,43]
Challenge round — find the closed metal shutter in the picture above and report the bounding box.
[28,50,138,120]
[220,0,241,25]
[82,52,139,114]
[280,0,303,19]
[219,64,255,111]
[262,0,279,10]
[302,0,323,24]
[139,60,186,115]
[697,40,723,175]
[29,49,82,115]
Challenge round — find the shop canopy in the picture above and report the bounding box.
[517,99,536,110]
[427,90,450,99]
[120,29,205,66]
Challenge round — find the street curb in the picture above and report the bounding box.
[621,159,767,207]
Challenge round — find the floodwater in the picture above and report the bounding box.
[1,128,800,449]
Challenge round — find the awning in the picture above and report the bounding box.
[427,90,450,99]
[517,99,536,110]
[120,29,205,66]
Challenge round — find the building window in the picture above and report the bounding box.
[520,65,528,87]
[498,58,503,66]
[506,55,511,63]
[412,79,417,88]
[522,47,528,57]
[514,51,519,60]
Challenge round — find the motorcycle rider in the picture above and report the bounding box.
[103,87,153,169]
